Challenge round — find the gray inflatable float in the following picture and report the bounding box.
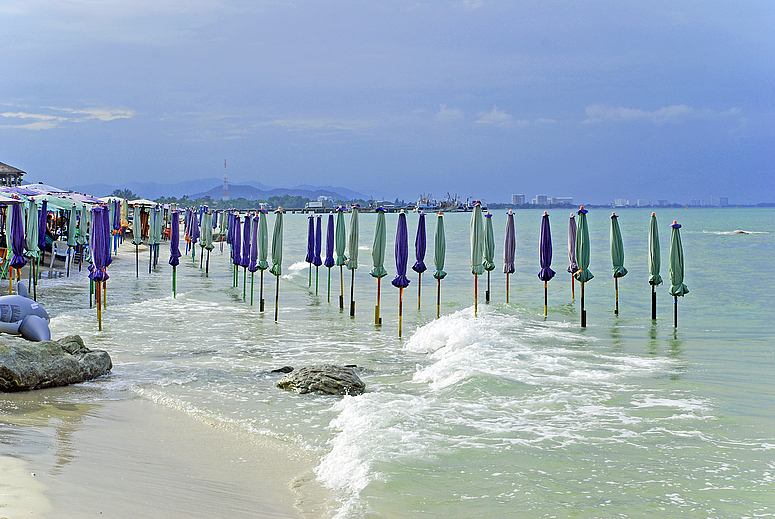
[0,283,51,342]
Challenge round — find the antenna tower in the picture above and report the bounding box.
[222,159,229,201]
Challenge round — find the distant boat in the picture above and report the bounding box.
[415,194,440,212]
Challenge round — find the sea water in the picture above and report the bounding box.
[37,208,775,517]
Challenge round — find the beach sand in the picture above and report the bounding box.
[0,386,330,519]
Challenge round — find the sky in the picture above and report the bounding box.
[1,0,773,205]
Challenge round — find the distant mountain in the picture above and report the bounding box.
[68,178,224,199]
[191,184,366,201]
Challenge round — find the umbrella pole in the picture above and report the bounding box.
[206,250,210,276]
[89,278,93,308]
[674,297,678,328]
[571,275,575,299]
[136,244,139,277]
[173,265,177,298]
[339,266,344,311]
[486,271,490,303]
[327,268,331,303]
[315,266,319,296]
[615,278,619,316]
[250,272,255,306]
[67,247,71,277]
[506,274,509,304]
[399,287,404,337]
[474,275,478,317]
[96,281,102,331]
[544,281,548,317]
[79,245,83,271]
[580,281,586,328]
[274,275,280,322]
[436,279,441,319]
[375,278,381,326]
[350,270,355,317]
[149,246,153,274]
[260,270,265,312]
[308,263,312,287]
[199,248,203,268]
[651,284,656,320]
[418,272,422,311]
[243,267,247,300]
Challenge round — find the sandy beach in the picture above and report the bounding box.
[0,385,330,519]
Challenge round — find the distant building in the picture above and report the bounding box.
[691,199,701,207]
[511,194,526,205]
[534,194,548,205]
[615,199,631,207]
[657,200,670,207]
[0,162,26,187]
[637,199,651,207]
[720,197,729,207]
[553,197,573,206]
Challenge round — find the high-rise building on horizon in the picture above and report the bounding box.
[512,194,526,205]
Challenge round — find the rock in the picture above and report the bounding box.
[271,366,294,374]
[277,364,365,396]
[0,335,112,392]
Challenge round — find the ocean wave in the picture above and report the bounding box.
[702,230,769,235]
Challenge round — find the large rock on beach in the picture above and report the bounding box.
[0,335,112,392]
[277,364,365,396]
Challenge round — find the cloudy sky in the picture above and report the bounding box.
[1,0,772,204]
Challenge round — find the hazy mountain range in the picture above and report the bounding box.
[68,179,366,201]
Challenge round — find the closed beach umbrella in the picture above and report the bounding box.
[90,206,110,329]
[201,211,214,274]
[335,208,347,310]
[470,203,485,316]
[77,206,88,271]
[108,202,116,255]
[648,212,663,319]
[113,200,121,254]
[347,206,359,317]
[669,220,689,327]
[270,209,284,321]
[169,210,181,298]
[131,205,142,277]
[574,207,594,327]
[370,207,388,325]
[66,204,77,276]
[25,199,40,299]
[392,210,410,336]
[190,210,200,264]
[324,213,335,303]
[241,213,251,299]
[503,210,516,303]
[232,215,242,288]
[257,209,269,312]
[567,214,579,298]
[306,215,315,287]
[610,213,628,316]
[413,212,427,310]
[483,212,496,303]
[37,200,47,253]
[10,203,26,295]
[538,211,556,316]
[313,215,323,295]
[433,212,446,318]
[248,215,259,305]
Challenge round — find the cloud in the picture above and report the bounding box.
[583,104,740,125]
[475,106,514,127]
[263,118,376,132]
[435,104,464,122]
[460,0,484,10]
[1,106,134,130]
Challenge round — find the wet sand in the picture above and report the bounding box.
[0,386,329,518]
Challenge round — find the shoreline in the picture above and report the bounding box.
[0,386,332,518]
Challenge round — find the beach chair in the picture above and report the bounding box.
[49,240,70,272]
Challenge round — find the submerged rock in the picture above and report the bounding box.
[0,335,112,392]
[277,364,365,396]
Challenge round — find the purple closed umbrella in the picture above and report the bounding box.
[324,213,335,302]
[232,215,242,288]
[169,210,181,297]
[112,200,121,254]
[567,213,578,298]
[102,206,113,268]
[537,211,555,316]
[248,215,259,305]
[37,200,47,251]
[90,206,111,330]
[412,212,427,311]
[305,215,315,288]
[313,215,323,295]
[503,210,516,303]
[392,211,410,337]
[190,210,200,262]
[10,203,27,271]
[240,213,251,299]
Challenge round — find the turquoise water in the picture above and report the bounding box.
[39,207,775,517]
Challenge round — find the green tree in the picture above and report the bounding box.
[112,188,138,200]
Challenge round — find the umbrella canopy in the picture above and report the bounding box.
[270,210,284,276]
[567,214,578,274]
[248,215,259,273]
[669,221,689,297]
[190,210,200,248]
[200,211,214,251]
[113,200,121,233]
[77,207,89,246]
[574,208,594,283]
[151,206,163,247]
[470,204,485,276]
[412,212,427,274]
[503,210,515,274]
[391,211,410,288]
[131,205,143,246]
[433,213,446,280]
[232,215,242,267]
[538,212,556,281]
[257,209,269,270]
[10,203,26,269]
[102,207,112,267]
[240,214,251,268]
[610,213,628,278]
[313,215,323,267]
[648,213,663,286]
[483,212,495,272]
[370,208,388,279]
[347,206,359,270]
[67,205,78,247]
[24,199,40,261]
[335,208,347,266]
[89,206,110,282]
[169,210,181,267]
[324,213,335,268]
[227,212,235,247]
[37,200,47,251]
[305,216,315,264]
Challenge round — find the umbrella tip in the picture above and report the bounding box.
[652,212,656,216]
[438,211,443,216]
[611,212,616,217]
[543,211,548,215]
[580,206,584,210]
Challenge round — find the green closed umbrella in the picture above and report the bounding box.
[669,220,688,327]
[433,212,446,318]
[24,200,40,299]
[370,207,387,325]
[483,211,496,303]
[66,204,77,277]
[131,205,142,277]
[610,213,628,315]
[200,211,214,274]
[335,208,347,311]
[574,207,594,327]
[270,209,284,321]
[470,203,485,316]
[257,210,269,311]
[77,206,90,270]
[648,212,662,319]
[347,206,359,317]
